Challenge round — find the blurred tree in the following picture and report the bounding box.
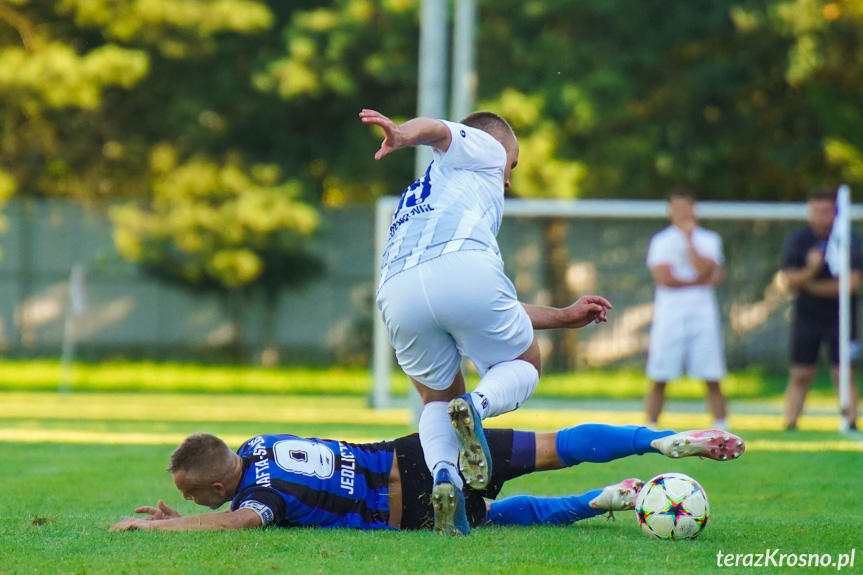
[112,151,322,357]
[478,0,863,201]
[3,0,863,364]
[0,0,327,358]
[250,0,423,206]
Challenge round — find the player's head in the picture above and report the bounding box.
[666,185,696,225]
[461,111,519,189]
[169,433,240,509]
[806,188,836,238]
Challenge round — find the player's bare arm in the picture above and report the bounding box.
[523,296,612,330]
[801,270,863,298]
[707,266,725,287]
[678,221,717,280]
[650,264,703,289]
[359,109,452,160]
[110,508,261,532]
[781,248,825,291]
[686,242,717,280]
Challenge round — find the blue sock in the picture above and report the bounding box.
[487,490,604,526]
[555,424,676,467]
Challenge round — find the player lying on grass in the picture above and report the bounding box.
[111,424,745,533]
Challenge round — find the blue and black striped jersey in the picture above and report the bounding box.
[229,434,395,530]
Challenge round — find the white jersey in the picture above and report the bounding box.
[646,225,726,381]
[378,120,507,289]
[646,225,723,310]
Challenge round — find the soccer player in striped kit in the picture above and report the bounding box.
[109,425,744,532]
[359,109,612,535]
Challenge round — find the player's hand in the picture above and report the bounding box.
[110,517,153,532]
[359,109,405,161]
[678,217,697,237]
[805,247,824,270]
[134,500,181,521]
[560,296,612,328]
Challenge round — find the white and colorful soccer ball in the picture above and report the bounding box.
[634,472,709,540]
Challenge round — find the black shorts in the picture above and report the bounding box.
[791,319,859,366]
[393,429,533,530]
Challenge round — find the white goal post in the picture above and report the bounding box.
[370,195,862,410]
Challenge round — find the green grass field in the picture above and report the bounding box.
[0,375,861,574]
[0,359,842,400]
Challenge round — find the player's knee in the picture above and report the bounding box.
[517,339,542,377]
[510,360,540,405]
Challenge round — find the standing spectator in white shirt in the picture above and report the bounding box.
[645,187,728,429]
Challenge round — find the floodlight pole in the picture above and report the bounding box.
[414,0,449,178]
[371,201,393,409]
[451,0,477,122]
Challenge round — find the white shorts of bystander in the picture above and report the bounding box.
[646,297,726,382]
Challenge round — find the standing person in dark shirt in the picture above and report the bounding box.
[781,188,863,432]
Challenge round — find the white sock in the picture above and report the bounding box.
[418,401,463,490]
[470,359,539,419]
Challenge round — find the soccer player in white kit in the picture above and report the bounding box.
[645,187,728,430]
[360,109,612,535]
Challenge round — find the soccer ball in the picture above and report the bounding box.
[634,472,709,540]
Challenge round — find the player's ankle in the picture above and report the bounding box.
[432,462,463,490]
[468,392,489,419]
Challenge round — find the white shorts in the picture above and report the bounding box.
[646,297,726,382]
[376,250,534,390]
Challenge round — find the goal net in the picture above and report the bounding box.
[370,197,863,408]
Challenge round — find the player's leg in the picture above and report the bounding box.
[645,307,684,427]
[413,376,473,536]
[645,382,667,428]
[376,266,470,534]
[704,381,728,429]
[784,322,820,430]
[469,337,542,419]
[785,366,816,430]
[424,251,538,489]
[531,424,744,473]
[480,422,745,527]
[449,340,540,489]
[414,376,464,490]
[509,424,731,477]
[688,302,728,429]
[485,478,644,527]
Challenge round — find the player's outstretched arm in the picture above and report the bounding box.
[523,296,612,330]
[110,508,262,532]
[359,109,451,160]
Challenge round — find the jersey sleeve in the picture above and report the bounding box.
[646,232,671,267]
[234,488,288,528]
[433,121,507,172]
[781,231,805,270]
[703,230,724,266]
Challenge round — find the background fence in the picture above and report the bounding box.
[1,197,858,374]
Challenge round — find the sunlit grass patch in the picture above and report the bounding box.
[0,360,847,401]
